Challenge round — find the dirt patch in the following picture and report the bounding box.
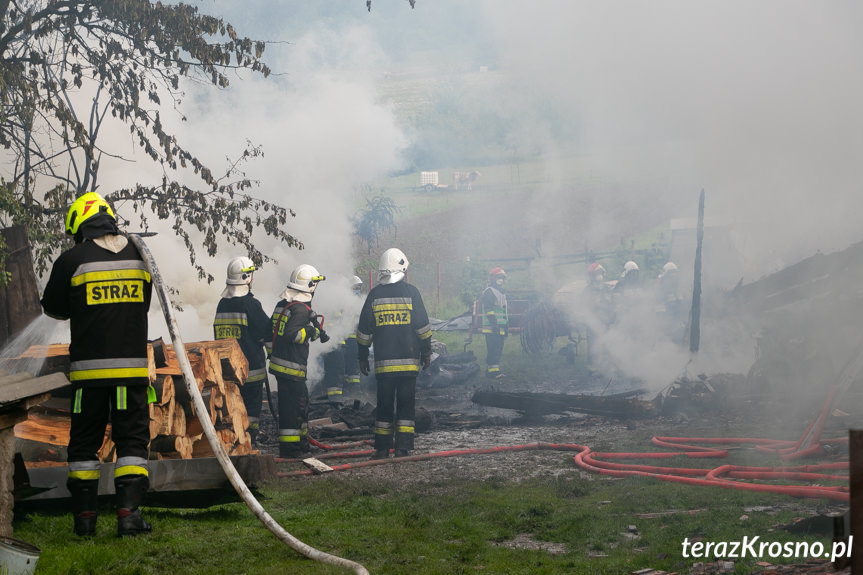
[489,532,567,555]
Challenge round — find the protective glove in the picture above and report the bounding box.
[358,356,370,376]
[307,327,321,342]
[421,353,431,370]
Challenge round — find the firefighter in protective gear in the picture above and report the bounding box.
[585,262,615,329]
[480,267,508,378]
[656,261,684,336]
[41,191,153,537]
[356,248,431,459]
[268,264,326,458]
[614,260,640,294]
[342,276,363,389]
[321,276,365,399]
[213,257,271,445]
[657,261,678,298]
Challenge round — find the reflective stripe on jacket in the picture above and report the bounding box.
[268,300,314,382]
[213,292,271,379]
[356,281,431,377]
[40,239,152,387]
[480,286,508,336]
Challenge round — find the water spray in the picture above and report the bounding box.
[128,234,369,575]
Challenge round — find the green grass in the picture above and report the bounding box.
[15,467,836,574]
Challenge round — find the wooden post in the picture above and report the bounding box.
[851,429,863,574]
[689,190,705,354]
[437,262,441,305]
[0,225,44,348]
[0,427,14,537]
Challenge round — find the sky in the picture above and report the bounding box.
[24,0,863,387]
[163,0,863,282]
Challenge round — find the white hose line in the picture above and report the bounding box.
[130,235,369,575]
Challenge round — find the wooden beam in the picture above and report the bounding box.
[0,372,69,404]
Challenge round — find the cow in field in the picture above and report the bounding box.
[454,170,481,191]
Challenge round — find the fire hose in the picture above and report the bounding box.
[130,234,369,575]
[277,440,848,502]
[278,431,848,502]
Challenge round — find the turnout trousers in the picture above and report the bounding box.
[68,385,150,464]
[275,375,309,457]
[484,333,505,376]
[374,375,416,452]
[239,380,264,440]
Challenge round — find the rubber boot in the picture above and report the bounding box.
[68,478,99,536]
[115,475,152,537]
[279,442,303,459]
[394,449,410,458]
[370,449,390,460]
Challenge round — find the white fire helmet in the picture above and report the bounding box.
[280,264,324,303]
[221,256,256,298]
[661,262,678,275]
[351,275,363,295]
[378,248,409,284]
[621,260,639,279]
[226,257,256,286]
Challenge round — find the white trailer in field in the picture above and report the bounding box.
[417,171,448,193]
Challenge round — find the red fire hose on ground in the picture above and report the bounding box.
[279,393,849,503]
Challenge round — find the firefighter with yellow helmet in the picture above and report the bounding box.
[41,192,154,537]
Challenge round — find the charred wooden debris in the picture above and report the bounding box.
[471,373,744,420]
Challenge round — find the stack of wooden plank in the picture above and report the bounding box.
[11,339,254,465]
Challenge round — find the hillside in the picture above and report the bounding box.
[357,160,681,306]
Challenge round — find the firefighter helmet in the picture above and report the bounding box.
[351,275,363,295]
[288,264,325,293]
[587,262,605,281]
[489,267,506,287]
[661,262,678,274]
[379,248,409,284]
[226,257,256,286]
[621,260,639,281]
[66,192,115,235]
[279,264,324,303]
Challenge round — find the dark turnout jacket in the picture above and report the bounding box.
[356,281,432,377]
[41,238,152,387]
[268,299,317,382]
[213,292,271,384]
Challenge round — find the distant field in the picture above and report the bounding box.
[355,153,678,316]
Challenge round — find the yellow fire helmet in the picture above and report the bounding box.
[65,192,115,235]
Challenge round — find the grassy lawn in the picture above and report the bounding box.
[14,452,839,575]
